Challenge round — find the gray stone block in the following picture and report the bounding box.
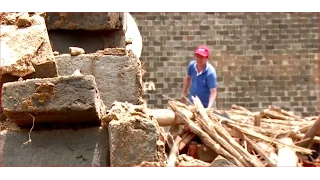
[45,12,123,31]
[108,118,159,167]
[54,54,143,109]
[1,75,105,127]
[0,127,109,166]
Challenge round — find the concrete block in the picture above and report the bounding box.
[0,12,57,78]
[0,127,109,166]
[54,54,143,108]
[1,75,105,127]
[45,12,123,31]
[108,118,159,167]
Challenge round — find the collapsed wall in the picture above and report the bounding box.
[0,12,155,167]
[47,12,144,108]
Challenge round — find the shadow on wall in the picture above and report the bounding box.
[0,127,109,167]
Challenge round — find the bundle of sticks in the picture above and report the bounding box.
[167,96,320,167]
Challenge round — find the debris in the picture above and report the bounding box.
[53,51,59,56]
[276,138,298,167]
[0,12,56,77]
[71,69,83,76]
[97,48,127,56]
[165,96,319,167]
[126,38,133,45]
[69,47,85,56]
[175,154,211,167]
[210,155,236,167]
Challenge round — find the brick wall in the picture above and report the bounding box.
[131,12,320,116]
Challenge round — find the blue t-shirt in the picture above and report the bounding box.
[187,60,217,108]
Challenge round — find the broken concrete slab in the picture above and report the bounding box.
[0,12,57,78]
[54,53,143,108]
[108,118,159,167]
[45,12,123,31]
[106,102,163,167]
[0,127,109,167]
[1,75,105,127]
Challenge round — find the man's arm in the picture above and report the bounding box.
[207,88,217,109]
[181,62,193,102]
[207,71,218,109]
[181,75,191,100]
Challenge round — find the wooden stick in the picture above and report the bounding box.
[268,105,302,121]
[254,113,261,127]
[179,133,196,151]
[221,118,291,137]
[230,109,254,116]
[297,116,320,148]
[196,115,252,166]
[192,96,263,167]
[261,110,296,121]
[221,116,312,138]
[242,134,277,167]
[260,118,314,126]
[226,123,313,154]
[232,104,252,113]
[151,109,192,126]
[292,133,320,144]
[168,100,244,167]
[167,136,182,167]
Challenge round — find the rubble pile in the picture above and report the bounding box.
[0,12,147,167]
[0,12,57,82]
[165,96,320,167]
[1,12,319,167]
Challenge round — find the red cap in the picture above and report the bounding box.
[194,45,210,57]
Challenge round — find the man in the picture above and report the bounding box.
[178,45,218,159]
[181,45,218,109]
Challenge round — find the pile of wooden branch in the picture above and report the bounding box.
[167,96,320,167]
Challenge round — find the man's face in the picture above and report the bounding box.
[195,54,208,66]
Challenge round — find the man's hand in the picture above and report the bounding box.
[181,95,187,104]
